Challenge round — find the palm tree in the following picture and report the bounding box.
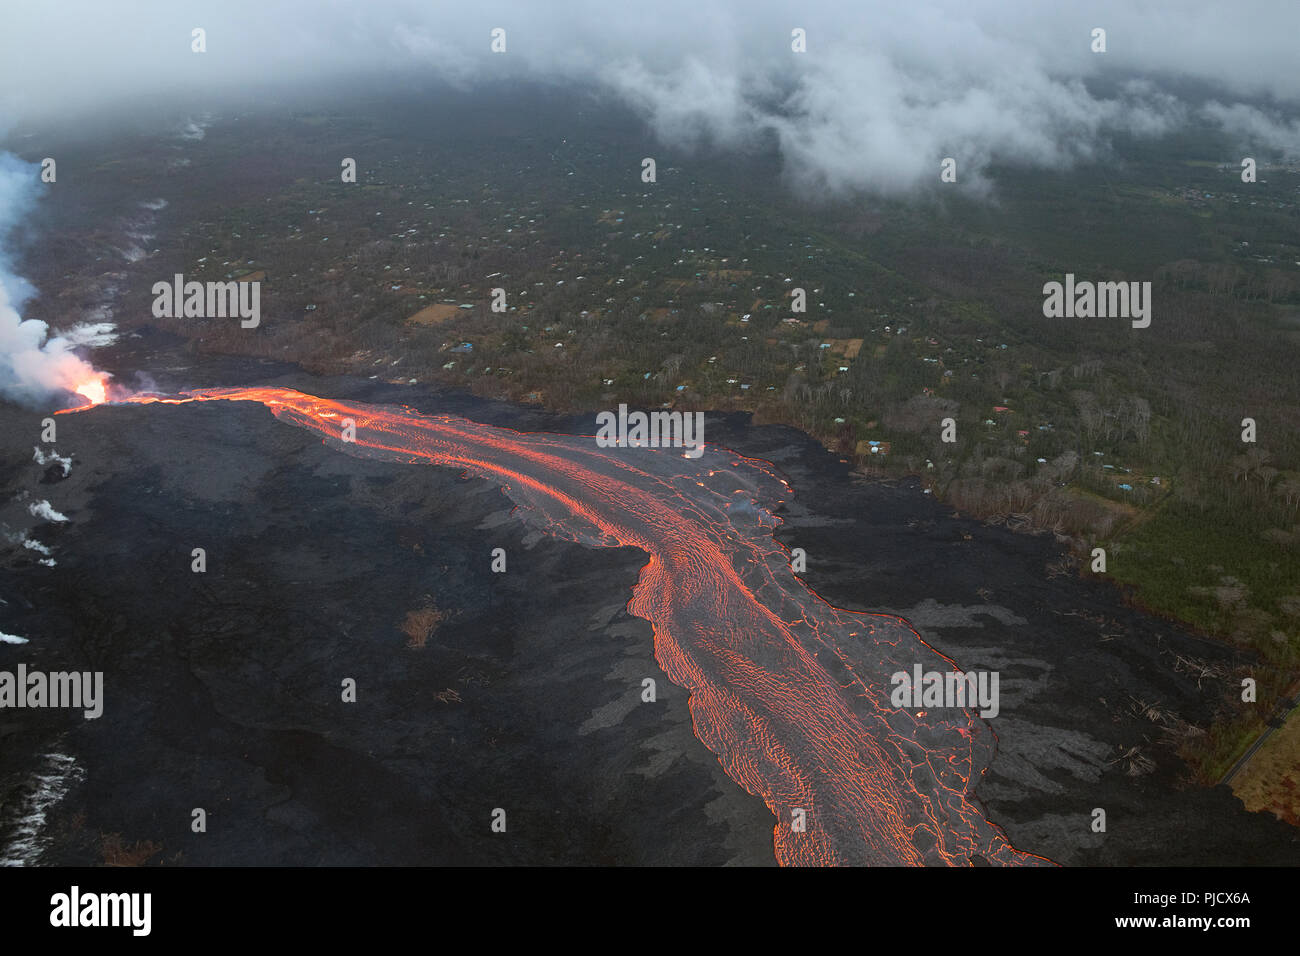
[1230,454,1254,483]
[1276,476,1300,513]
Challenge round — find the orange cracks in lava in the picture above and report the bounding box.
[82,386,1055,867]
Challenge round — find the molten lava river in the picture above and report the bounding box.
[88,386,1052,867]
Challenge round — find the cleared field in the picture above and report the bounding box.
[826,337,864,359]
[407,303,463,325]
[1232,710,1300,827]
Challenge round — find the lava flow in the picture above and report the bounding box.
[83,387,1054,867]
[73,375,109,407]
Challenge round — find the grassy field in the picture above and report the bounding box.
[1232,700,1300,826]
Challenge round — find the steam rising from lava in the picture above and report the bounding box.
[0,151,111,408]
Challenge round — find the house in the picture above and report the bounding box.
[855,440,891,457]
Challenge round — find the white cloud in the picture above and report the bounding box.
[0,1,1297,200]
[1202,101,1300,157]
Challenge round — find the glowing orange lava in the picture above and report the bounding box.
[77,386,1056,867]
[73,376,108,406]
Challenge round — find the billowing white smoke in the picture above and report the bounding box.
[59,322,118,348]
[0,281,110,406]
[0,151,109,407]
[28,499,67,523]
[33,446,72,476]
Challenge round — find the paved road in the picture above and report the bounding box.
[1220,682,1300,787]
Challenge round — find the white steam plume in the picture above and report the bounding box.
[28,500,67,523]
[0,151,109,407]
